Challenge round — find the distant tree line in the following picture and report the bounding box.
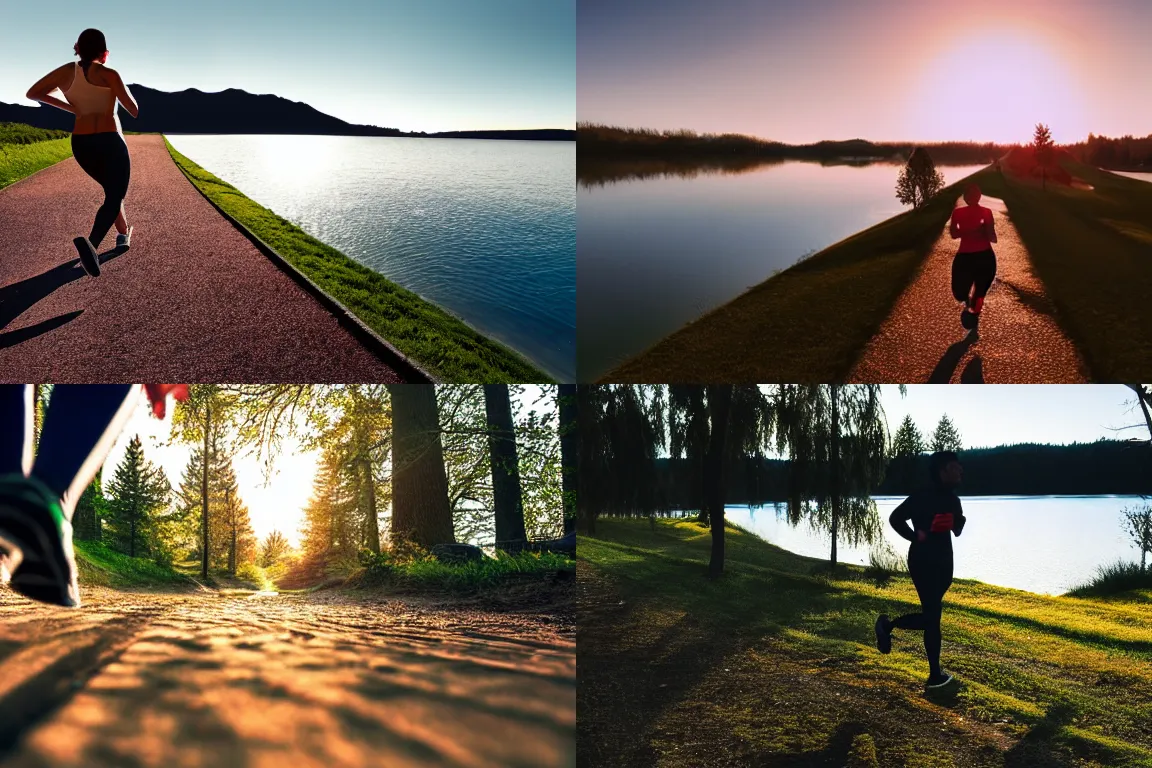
[1066,133,1152,171]
[578,123,1012,166]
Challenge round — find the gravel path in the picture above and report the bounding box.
[0,585,574,768]
[848,196,1089,383]
[0,135,406,382]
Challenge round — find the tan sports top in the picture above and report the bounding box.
[62,62,116,117]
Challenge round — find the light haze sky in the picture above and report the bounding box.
[3,0,575,132]
[101,386,554,550]
[579,0,1152,144]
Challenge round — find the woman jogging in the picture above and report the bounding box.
[948,183,997,338]
[25,29,139,277]
[874,451,967,690]
[0,385,186,608]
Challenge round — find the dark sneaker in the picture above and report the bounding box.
[114,226,133,254]
[73,236,101,277]
[961,308,977,330]
[0,474,80,608]
[875,614,892,654]
[926,671,955,689]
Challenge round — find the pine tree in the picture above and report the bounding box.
[930,414,963,453]
[891,415,925,458]
[259,531,290,567]
[104,435,171,558]
[1033,123,1054,189]
[73,469,106,542]
[896,147,945,209]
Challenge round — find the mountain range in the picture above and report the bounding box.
[0,85,573,141]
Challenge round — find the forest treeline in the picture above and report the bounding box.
[652,440,1152,509]
[28,384,575,587]
[1066,133,1152,171]
[578,123,1012,166]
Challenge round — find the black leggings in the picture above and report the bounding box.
[0,385,139,518]
[951,249,997,304]
[71,132,131,249]
[891,547,953,677]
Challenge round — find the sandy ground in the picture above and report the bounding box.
[0,135,406,382]
[0,585,574,768]
[848,196,1089,383]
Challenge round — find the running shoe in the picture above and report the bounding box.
[115,226,133,254]
[73,236,101,277]
[925,671,955,689]
[875,614,892,654]
[960,308,977,330]
[0,474,80,608]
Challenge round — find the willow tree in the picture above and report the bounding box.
[387,385,454,549]
[777,385,888,569]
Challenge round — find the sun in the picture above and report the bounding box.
[906,29,1088,145]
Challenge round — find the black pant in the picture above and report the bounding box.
[891,545,953,677]
[951,249,997,304]
[0,385,138,518]
[71,132,131,248]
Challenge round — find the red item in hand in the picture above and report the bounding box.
[143,384,189,419]
[930,513,954,533]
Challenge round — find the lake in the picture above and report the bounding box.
[166,135,575,382]
[1114,171,1152,184]
[577,161,987,380]
[725,495,1147,595]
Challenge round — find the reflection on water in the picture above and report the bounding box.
[577,160,986,380]
[726,495,1144,595]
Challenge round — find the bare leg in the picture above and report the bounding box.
[114,204,128,236]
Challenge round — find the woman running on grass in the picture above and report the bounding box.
[25,29,139,277]
[948,183,997,339]
[874,450,966,690]
[0,385,186,608]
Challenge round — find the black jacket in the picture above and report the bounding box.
[889,485,966,555]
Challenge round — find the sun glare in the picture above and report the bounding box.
[908,30,1088,145]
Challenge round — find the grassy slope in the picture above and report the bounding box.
[0,125,72,190]
[987,161,1152,380]
[164,137,552,383]
[603,170,985,382]
[579,518,1152,768]
[74,540,194,589]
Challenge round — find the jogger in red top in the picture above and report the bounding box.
[948,183,998,338]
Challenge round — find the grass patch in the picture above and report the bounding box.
[987,160,1152,380]
[0,137,72,191]
[1067,560,1152,598]
[163,137,552,383]
[354,548,574,594]
[74,540,193,589]
[602,170,982,382]
[578,517,1152,767]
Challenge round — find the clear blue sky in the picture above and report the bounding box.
[3,0,575,132]
[579,0,1152,144]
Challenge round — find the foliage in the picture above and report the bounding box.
[895,147,945,209]
[0,122,69,145]
[165,139,549,383]
[259,530,291,567]
[73,539,190,588]
[1068,132,1152,170]
[1067,559,1152,597]
[104,435,172,559]
[1120,504,1152,571]
[358,547,573,593]
[930,413,963,453]
[890,415,924,458]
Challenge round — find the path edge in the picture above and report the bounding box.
[166,140,439,384]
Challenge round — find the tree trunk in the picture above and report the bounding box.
[830,385,841,570]
[201,401,211,580]
[387,385,455,549]
[705,385,733,579]
[227,488,237,576]
[558,384,577,536]
[484,385,527,552]
[129,499,136,558]
[362,458,381,554]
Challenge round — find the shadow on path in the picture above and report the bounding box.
[928,335,975,383]
[0,249,124,344]
[960,355,985,383]
[1002,701,1080,768]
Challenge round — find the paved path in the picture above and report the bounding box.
[848,196,1089,383]
[0,585,574,768]
[0,136,407,382]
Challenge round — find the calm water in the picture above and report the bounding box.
[726,496,1146,595]
[167,135,575,381]
[577,161,986,380]
[1115,171,1152,183]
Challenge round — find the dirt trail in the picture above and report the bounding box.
[0,586,574,768]
[0,135,407,382]
[848,196,1089,383]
